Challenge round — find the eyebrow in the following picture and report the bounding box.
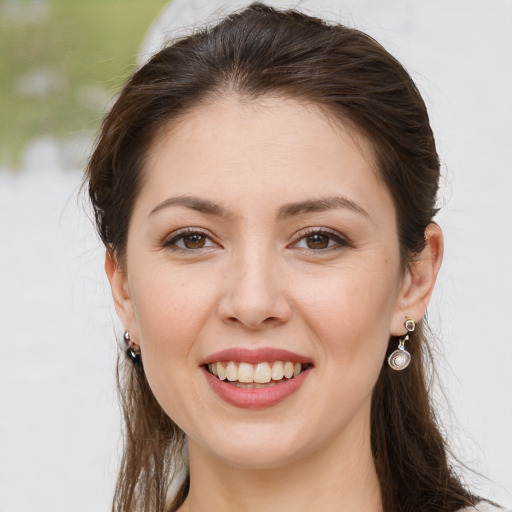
[149,196,231,218]
[148,195,369,220]
[277,196,370,219]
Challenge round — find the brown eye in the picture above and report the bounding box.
[305,233,330,250]
[182,234,206,249]
[166,230,216,251]
[293,229,349,252]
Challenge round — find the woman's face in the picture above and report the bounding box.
[110,96,415,469]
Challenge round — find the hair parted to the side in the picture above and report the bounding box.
[86,3,479,511]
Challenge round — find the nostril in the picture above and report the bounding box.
[224,315,284,329]
[261,316,282,325]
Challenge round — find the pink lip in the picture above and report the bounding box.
[203,366,312,409]
[201,347,312,365]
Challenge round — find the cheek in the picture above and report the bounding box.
[130,262,216,346]
[127,263,218,401]
[126,266,217,429]
[295,256,401,365]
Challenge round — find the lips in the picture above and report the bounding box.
[201,347,313,409]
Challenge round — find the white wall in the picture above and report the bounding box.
[0,1,510,510]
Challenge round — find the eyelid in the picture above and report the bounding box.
[162,226,349,252]
[163,227,219,249]
[290,227,351,251]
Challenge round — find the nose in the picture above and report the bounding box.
[218,248,292,330]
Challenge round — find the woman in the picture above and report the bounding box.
[86,3,507,511]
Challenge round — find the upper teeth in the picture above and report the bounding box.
[208,361,304,383]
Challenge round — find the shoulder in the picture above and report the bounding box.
[458,503,512,512]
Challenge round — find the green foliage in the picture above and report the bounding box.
[0,0,169,168]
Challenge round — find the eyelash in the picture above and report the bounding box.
[162,227,350,253]
[163,228,217,251]
[291,227,351,253]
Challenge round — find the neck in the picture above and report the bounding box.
[179,412,383,512]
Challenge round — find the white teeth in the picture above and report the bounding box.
[217,362,226,380]
[271,361,284,380]
[284,361,294,379]
[208,360,307,383]
[238,362,255,383]
[226,361,238,382]
[254,362,272,383]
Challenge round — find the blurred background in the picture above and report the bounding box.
[0,0,169,509]
[0,0,511,511]
[0,0,169,170]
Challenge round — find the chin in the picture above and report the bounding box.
[190,421,319,470]
[212,444,302,471]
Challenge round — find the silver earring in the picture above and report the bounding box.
[124,330,141,363]
[387,318,415,370]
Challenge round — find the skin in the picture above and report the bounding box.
[106,95,443,512]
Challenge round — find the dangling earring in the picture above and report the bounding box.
[387,318,415,370]
[124,330,141,363]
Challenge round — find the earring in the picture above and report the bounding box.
[124,330,141,363]
[387,318,415,370]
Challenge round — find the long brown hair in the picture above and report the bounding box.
[86,4,480,511]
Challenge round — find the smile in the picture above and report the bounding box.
[206,361,310,387]
[202,348,313,409]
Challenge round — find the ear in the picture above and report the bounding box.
[104,249,136,333]
[390,223,444,335]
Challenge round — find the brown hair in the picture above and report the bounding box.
[87,3,479,511]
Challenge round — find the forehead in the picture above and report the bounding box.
[138,95,392,220]
[149,94,374,165]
